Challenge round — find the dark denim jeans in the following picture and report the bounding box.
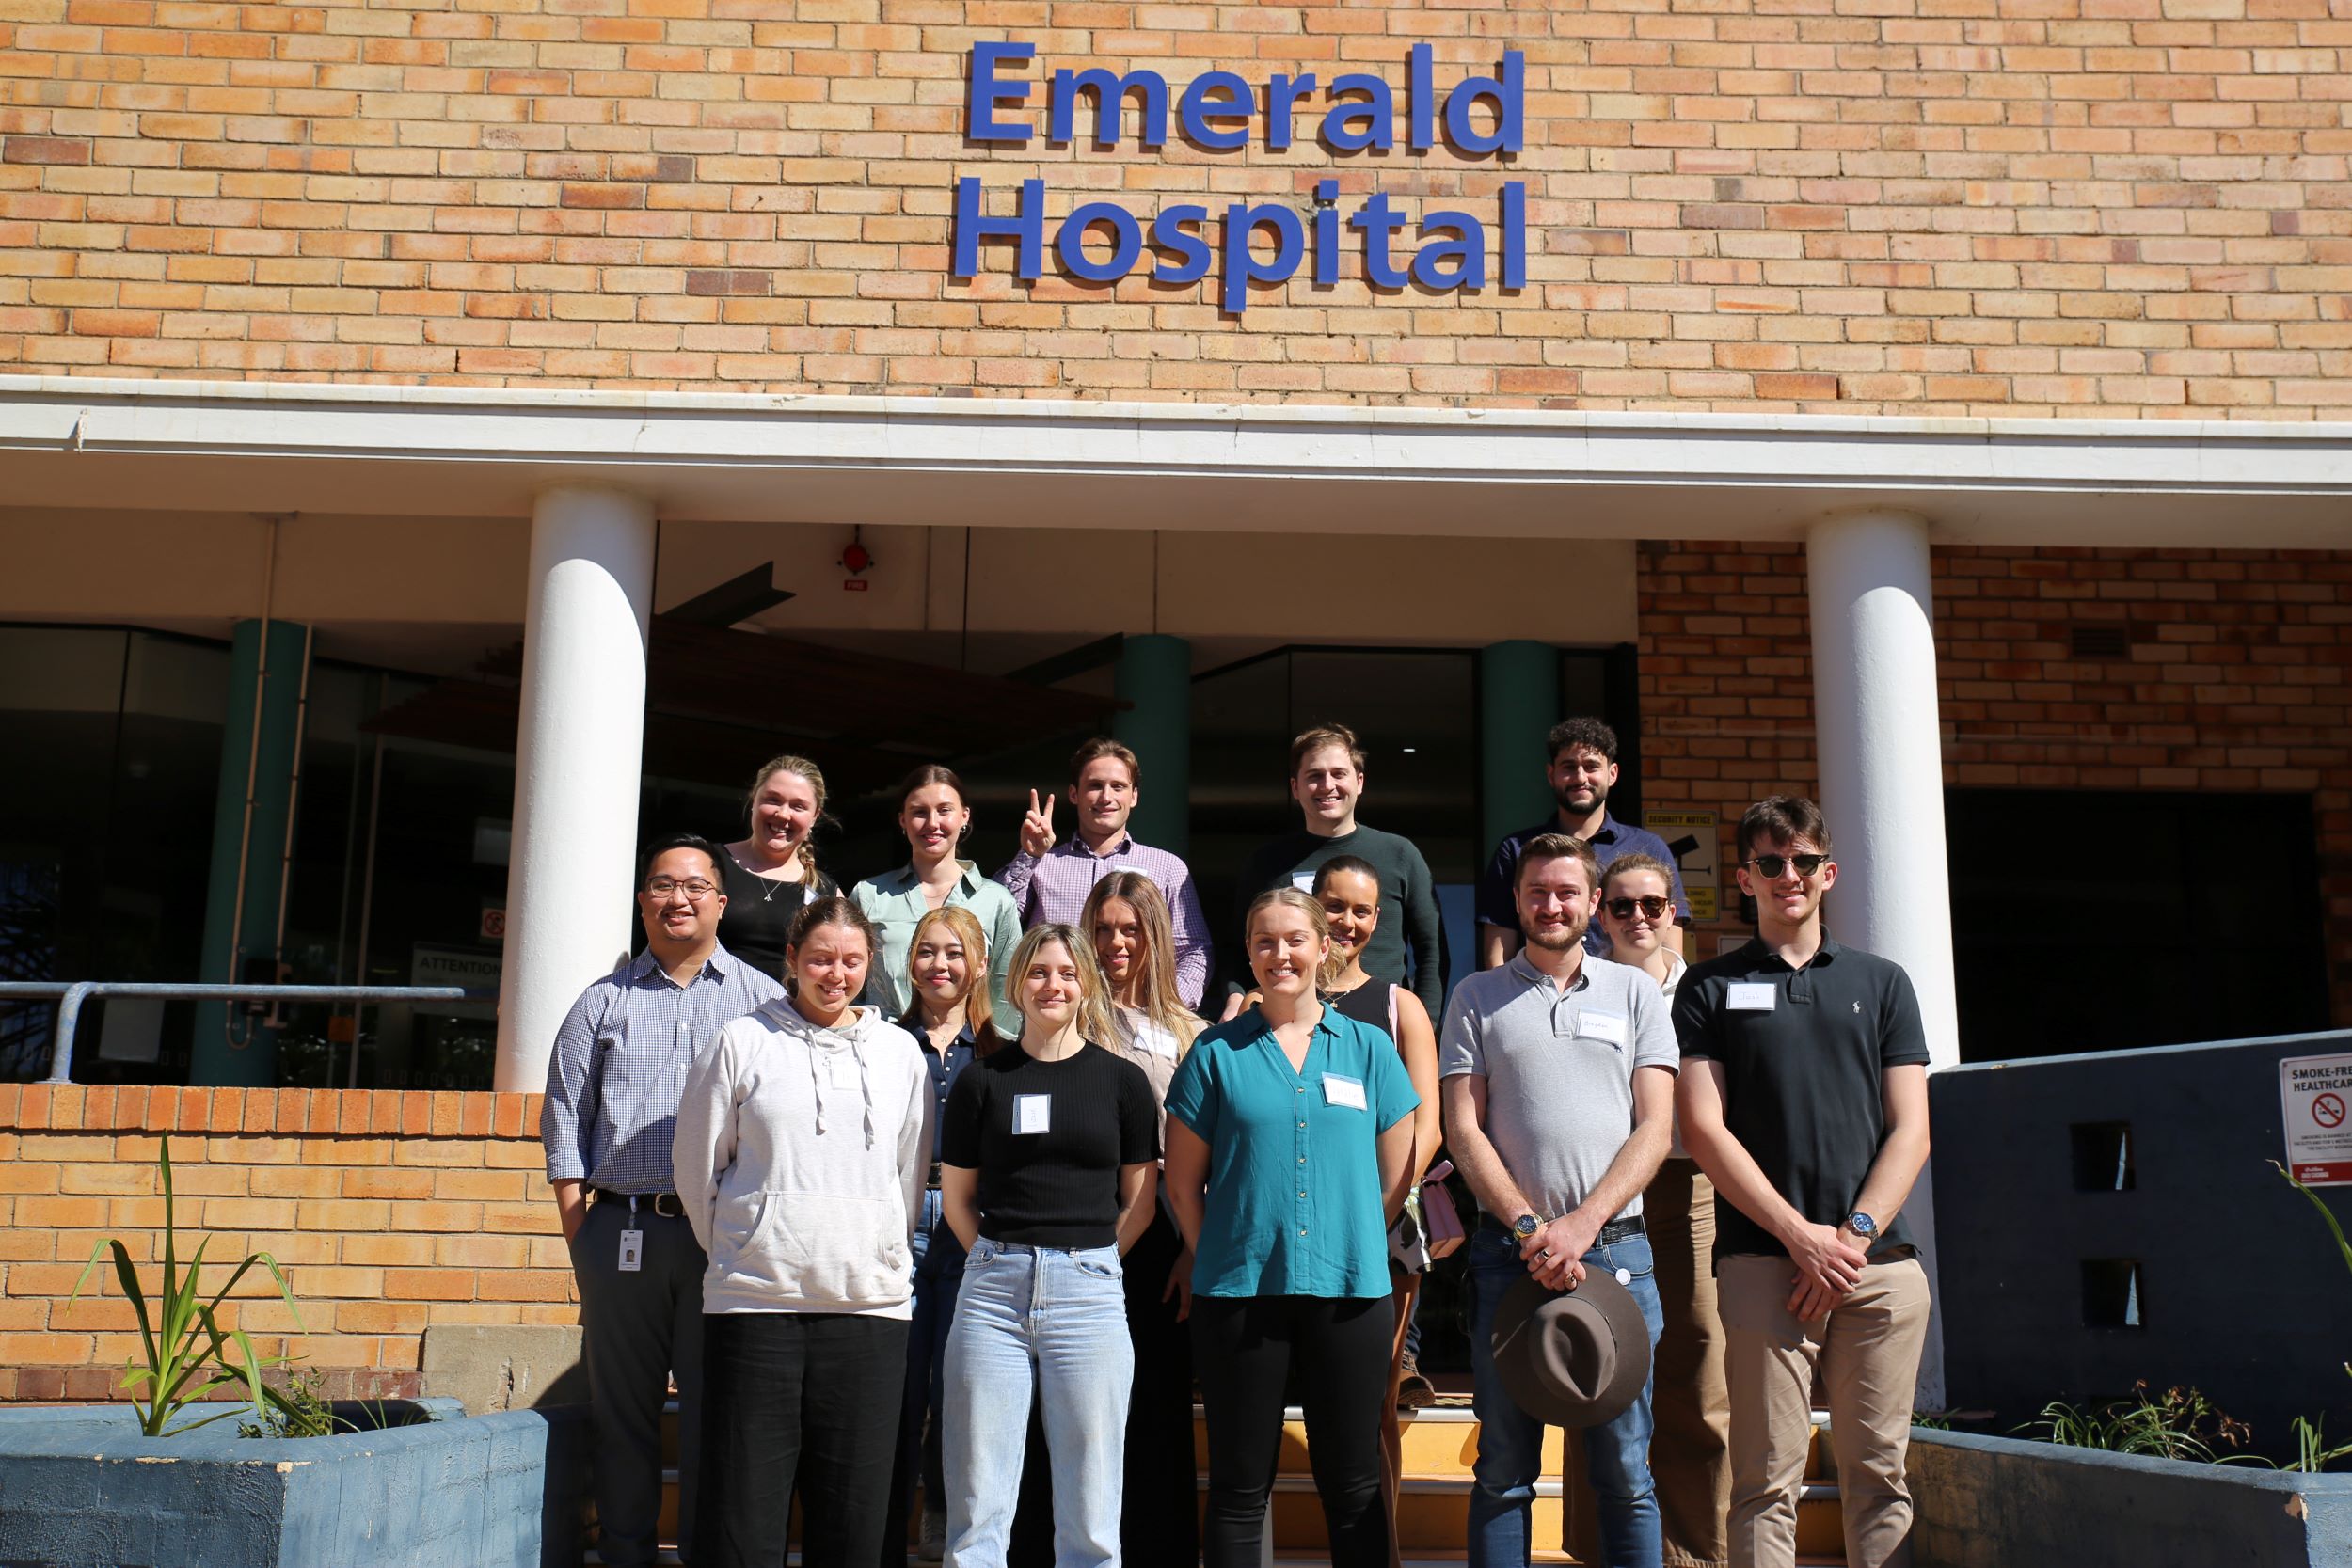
[1467,1226,1666,1568]
[882,1187,965,1566]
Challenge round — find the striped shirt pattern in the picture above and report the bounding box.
[540,942,785,1195]
[995,833,1213,1007]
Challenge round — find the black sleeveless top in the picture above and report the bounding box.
[712,851,834,984]
[1327,977,1397,1045]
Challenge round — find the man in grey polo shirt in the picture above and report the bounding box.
[1442,832,1678,1568]
[542,832,784,1568]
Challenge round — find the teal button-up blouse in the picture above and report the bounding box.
[1167,1006,1419,1301]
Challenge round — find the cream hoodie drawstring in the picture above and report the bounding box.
[803,1013,877,1148]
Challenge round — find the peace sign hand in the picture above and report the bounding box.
[1019,790,1057,859]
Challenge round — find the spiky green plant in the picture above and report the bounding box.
[68,1132,307,1437]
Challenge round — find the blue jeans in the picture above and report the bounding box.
[943,1238,1132,1568]
[1467,1226,1666,1568]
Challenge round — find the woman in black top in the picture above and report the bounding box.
[716,753,836,980]
[939,923,1159,1568]
[1313,856,1445,1565]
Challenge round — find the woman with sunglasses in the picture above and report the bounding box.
[1309,857,1442,1566]
[1596,852,1724,1568]
[940,923,1160,1568]
[882,905,1008,1566]
[1078,871,1204,1567]
[1167,888,1420,1568]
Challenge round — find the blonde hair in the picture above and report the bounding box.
[1245,887,1344,990]
[1081,872,1199,1050]
[1006,924,1120,1049]
[902,904,1004,1056]
[747,753,828,881]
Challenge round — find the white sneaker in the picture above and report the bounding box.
[917,1505,946,1563]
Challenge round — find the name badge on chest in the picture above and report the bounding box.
[1013,1093,1053,1135]
[1727,982,1778,1012]
[1581,1010,1628,1047]
[1324,1073,1367,1111]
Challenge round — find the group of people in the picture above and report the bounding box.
[541,720,1934,1568]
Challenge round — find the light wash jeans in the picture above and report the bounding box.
[942,1237,1132,1568]
[1468,1227,1667,1568]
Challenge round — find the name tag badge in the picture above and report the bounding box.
[1324,1073,1368,1111]
[1153,1035,1180,1060]
[1727,982,1778,1012]
[1291,871,1318,894]
[1582,1010,1628,1047]
[618,1228,644,1273]
[1013,1093,1053,1135]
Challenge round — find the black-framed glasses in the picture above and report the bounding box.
[1742,853,1826,879]
[644,878,718,901]
[1606,895,1671,921]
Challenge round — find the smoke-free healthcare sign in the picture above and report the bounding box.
[2280,1051,2352,1186]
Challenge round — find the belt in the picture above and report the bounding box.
[591,1189,684,1218]
[1480,1213,1645,1248]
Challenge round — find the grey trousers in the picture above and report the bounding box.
[572,1197,707,1567]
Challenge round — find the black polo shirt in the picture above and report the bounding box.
[1673,936,1930,1263]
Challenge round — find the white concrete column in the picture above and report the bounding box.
[1806,509,1960,1405]
[494,486,657,1093]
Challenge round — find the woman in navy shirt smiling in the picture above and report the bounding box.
[1165,887,1420,1568]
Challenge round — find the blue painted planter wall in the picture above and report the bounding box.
[0,1399,591,1568]
[1930,1029,2352,1454]
[1909,1428,2352,1568]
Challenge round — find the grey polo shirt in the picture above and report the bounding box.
[1439,953,1679,1222]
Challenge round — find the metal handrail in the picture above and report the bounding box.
[0,983,494,1085]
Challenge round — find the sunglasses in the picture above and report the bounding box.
[1605,895,1671,921]
[1742,853,1827,879]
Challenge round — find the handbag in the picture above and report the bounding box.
[1419,1159,1465,1260]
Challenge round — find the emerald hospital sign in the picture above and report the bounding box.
[950,44,1529,314]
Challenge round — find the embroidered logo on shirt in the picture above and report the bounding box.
[1852,1001,1862,1014]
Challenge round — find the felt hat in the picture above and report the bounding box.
[1488,1267,1652,1429]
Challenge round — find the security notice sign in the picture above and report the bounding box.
[1645,810,1721,923]
[2280,1052,2352,1186]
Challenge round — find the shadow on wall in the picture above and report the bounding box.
[1932,1030,2352,1460]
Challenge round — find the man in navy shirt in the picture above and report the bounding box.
[1477,718,1687,967]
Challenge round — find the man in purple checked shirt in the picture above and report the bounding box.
[994,736,1213,1009]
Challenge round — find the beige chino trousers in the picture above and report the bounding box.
[1717,1253,1931,1568]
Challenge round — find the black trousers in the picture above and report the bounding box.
[695,1311,910,1568]
[1191,1293,1392,1568]
[572,1201,704,1568]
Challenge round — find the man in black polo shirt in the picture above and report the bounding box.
[1672,796,1931,1568]
[1476,717,1686,968]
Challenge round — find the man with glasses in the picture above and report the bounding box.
[1477,718,1687,968]
[541,832,784,1568]
[1672,798,1932,1568]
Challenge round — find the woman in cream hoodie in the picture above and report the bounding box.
[675,895,934,1568]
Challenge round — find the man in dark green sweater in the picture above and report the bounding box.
[1220,722,1449,1021]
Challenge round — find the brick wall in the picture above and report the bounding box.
[0,1083,569,1404]
[1639,542,2352,1025]
[2,0,2348,413]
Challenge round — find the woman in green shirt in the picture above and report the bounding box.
[851,764,1022,1020]
[1165,887,1419,1568]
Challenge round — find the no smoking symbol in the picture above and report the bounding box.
[2316,1093,2346,1129]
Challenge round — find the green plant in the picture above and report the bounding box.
[68,1132,308,1437]
[2016,1383,2251,1463]
[237,1366,342,1440]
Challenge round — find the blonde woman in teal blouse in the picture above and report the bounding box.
[851,764,1022,1019]
[1164,887,1419,1568]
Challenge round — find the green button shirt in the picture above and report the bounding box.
[1168,1006,1420,1301]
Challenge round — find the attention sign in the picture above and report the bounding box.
[2280,1051,2352,1186]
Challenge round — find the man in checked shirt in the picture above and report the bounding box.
[542,832,784,1568]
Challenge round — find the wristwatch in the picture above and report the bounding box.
[1512,1212,1543,1241]
[1845,1212,1878,1242]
